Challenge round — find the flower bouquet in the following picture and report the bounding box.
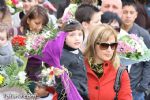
[117,31,150,66]
[38,64,64,87]
[6,0,23,14]
[11,35,27,56]
[61,4,78,23]
[26,23,58,56]
[0,63,31,93]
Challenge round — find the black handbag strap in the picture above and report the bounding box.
[114,66,127,100]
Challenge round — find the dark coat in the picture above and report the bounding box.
[55,49,88,100]
[128,23,150,92]
[25,56,42,81]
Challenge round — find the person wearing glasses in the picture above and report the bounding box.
[101,11,122,33]
[84,24,132,100]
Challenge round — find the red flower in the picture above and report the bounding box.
[12,35,26,46]
[11,0,19,5]
[49,71,54,76]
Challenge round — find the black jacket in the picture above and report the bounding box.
[128,23,150,92]
[55,48,88,100]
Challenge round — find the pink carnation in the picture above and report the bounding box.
[117,41,136,53]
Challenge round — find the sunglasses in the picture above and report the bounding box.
[96,42,118,50]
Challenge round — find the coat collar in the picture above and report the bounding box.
[85,58,116,79]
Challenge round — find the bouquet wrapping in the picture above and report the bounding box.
[117,30,150,66]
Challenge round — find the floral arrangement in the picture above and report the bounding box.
[43,1,57,12]
[0,63,31,92]
[6,0,23,14]
[38,63,64,86]
[25,34,45,55]
[25,23,58,56]
[11,35,27,56]
[11,23,58,57]
[117,31,150,66]
[61,4,78,23]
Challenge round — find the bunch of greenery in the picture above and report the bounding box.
[0,63,31,93]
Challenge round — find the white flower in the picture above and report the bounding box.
[41,68,53,76]
[17,71,27,84]
[41,69,49,76]
[46,76,55,86]
[8,5,15,13]
[42,31,51,38]
[26,38,32,50]
[137,46,144,55]
[46,79,53,85]
[53,67,64,76]
[15,2,23,8]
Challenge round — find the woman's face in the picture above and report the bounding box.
[23,0,38,13]
[94,34,117,63]
[109,20,120,33]
[65,30,83,49]
[27,17,43,33]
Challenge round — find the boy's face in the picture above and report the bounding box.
[85,12,102,34]
[122,5,137,27]
[89,12,102,30]
[65,30,83,49]
[34,85,49,97]
[0,31,7,47]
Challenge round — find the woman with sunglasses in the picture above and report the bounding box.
[84,24,132,100]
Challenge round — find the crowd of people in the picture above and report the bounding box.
[0,0,150,100]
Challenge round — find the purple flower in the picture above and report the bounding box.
[117,41,136,53]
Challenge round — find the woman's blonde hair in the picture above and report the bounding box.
[84,24,120,68]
